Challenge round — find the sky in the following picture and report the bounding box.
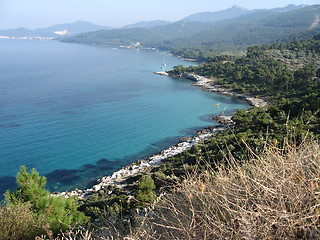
[0,0,319,30]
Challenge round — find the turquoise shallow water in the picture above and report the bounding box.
[0,39,248,194]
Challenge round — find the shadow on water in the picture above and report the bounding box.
[1,124,221,196]
[0,176,16,200]
[180,124,217,136]
[149,136,183,151]
[46,169,82,185]
[46,158,116,192]
[8,127,211,194]
[199,114,215,123]
[206,93,247,104]
[45,135,187,193]
[0,123,22,128]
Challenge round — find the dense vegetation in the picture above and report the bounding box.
[62,5,320,54]
[164,33,320,171]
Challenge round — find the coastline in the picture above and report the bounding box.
[58,125,226,199]
[56,71,267,199]
[155,71,268,108]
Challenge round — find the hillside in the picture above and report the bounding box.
[61,5,320,51]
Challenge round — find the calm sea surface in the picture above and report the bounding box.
[0,39,248,194]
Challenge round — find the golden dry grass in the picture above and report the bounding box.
[137,140,320,239]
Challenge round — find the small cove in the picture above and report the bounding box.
[0,39,249,195]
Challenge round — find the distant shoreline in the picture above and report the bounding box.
[0,36,54,40]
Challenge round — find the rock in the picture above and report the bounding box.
[154,71,169,76]
[213,115,234,124]
[246,97,268,107]
[93,185,102,191]
[180,137,193,142]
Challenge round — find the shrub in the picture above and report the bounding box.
[0,201,45,240]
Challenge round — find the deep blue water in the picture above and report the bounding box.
[0,39,248,194]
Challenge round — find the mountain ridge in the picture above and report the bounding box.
[122,20,172,29]
[179,5,252,23]
[0,21,112,38]
[178,4,306,23]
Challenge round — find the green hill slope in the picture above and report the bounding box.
[62,5,320,51]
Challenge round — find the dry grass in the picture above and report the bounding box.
[138,140,320,239]
[0,202,46,240]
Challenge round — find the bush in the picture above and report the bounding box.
[0,201,45,240]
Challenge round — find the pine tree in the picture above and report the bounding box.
[135,175,156,207]
[5,166,88,234]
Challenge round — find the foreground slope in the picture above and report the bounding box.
[135,140,320,239]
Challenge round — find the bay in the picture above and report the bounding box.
[0,39,248,194]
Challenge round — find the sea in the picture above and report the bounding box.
[0,39,248,195]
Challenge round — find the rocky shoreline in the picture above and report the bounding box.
[155,71,268,108]
[56,125,226,199]
[56,71,267,199]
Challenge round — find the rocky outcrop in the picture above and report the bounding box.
[154,71,169,76]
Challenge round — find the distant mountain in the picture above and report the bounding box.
[179,5,252,23]
[170,5,320,49]
[122,20,172,29]
[62,4,319,51]
[0,21,112,38]
[179,4,306,23]
[0,27,35,37]
[35,21,112,36]
[270,4,307,12]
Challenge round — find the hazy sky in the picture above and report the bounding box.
[0,0,319,30]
